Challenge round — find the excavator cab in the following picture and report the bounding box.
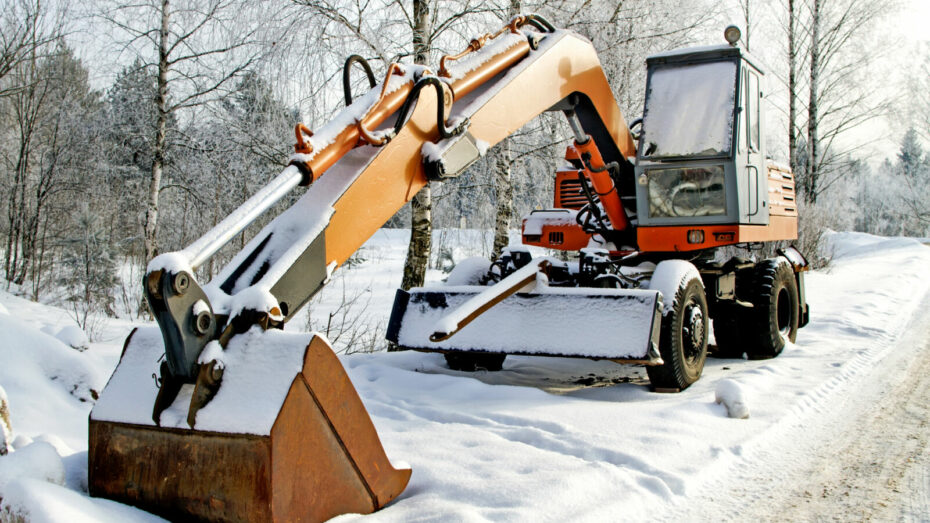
[634,44,769,230]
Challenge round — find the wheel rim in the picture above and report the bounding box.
[681,297,705,364]
[776,287,791,336]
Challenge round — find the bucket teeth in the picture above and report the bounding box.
[187,360,225,428]
[152,361,184,426]
[150,359,225,427]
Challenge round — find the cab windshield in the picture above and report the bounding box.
[641,60,738,159]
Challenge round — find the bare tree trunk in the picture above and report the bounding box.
[806,0,820,203]
[489,0,520,261]
[739,0,751,52]
[787,0,798,175]
[6,138,29,284]
[144,0,170,261]
[400,0,431,290]
[491,139,513,261]
[5,49,46,285]
[401,188,432,290]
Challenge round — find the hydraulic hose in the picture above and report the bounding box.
[343,55,377,106]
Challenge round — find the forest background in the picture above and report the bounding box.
[1,0,928,337]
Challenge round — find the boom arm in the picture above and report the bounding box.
[144,17,637,423]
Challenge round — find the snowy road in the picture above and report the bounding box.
[3,232,930,521]
[687,292,930,521]
[343,233,930,521]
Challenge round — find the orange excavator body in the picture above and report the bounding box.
[88,16,646,522]
[89,15,805,523]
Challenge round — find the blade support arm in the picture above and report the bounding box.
[430,259,550,341]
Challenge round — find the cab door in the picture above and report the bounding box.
[740,65,769,224]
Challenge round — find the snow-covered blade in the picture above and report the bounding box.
[389,285,663,361]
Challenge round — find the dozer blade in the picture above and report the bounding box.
[387,280,664,364]
[89,328,410,522]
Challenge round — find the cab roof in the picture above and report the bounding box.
[646,44,765,74]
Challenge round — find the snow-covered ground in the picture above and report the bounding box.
[1,230,929,521]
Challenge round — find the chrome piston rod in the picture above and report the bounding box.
[183,165,304,270]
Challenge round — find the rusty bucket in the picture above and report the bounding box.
[89,329,410,522]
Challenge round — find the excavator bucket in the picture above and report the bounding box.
[89,328,410,522]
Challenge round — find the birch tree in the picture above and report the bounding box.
[787,0,799,175]
[97,0,276,260]
[3,44,95,293]
[914,44,930,142]
[794,0,890,203]
[294,0,494,289]
[805,0,821,201]
[0,0,60,97]
[399,0,434,290]
[489,0,520,261]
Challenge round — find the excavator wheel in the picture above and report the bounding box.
[742,257,799,359]
[711,305,745,358]
[647,267,709,391]
[444,352,506,372]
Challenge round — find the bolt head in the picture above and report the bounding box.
[194,311,212,335]
[173,272,190,295]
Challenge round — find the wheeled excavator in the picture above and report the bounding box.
[89,16,809,522]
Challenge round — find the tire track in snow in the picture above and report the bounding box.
[676,291,930,521]
[772,306,930,521]
[383,396,688,496]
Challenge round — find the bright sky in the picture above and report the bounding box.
[900,0,930,42]
[864,0,930,162]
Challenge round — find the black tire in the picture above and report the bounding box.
[743,258,799,359]
[711,304,745,358]
[647,275,709,390]
[444,352,506,372]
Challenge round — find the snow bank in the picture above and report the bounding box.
[0,386,10,456]
[822,230,922,261]
[445,257,491,286]
[0,314,104,451]
[0,441,65,492]
[0,478,166,523]
[715,379,750,419]
[4,230,930,521]
[53,326,89,352]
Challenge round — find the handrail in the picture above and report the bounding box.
[747,164,760,217]
[438,22,519,78]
